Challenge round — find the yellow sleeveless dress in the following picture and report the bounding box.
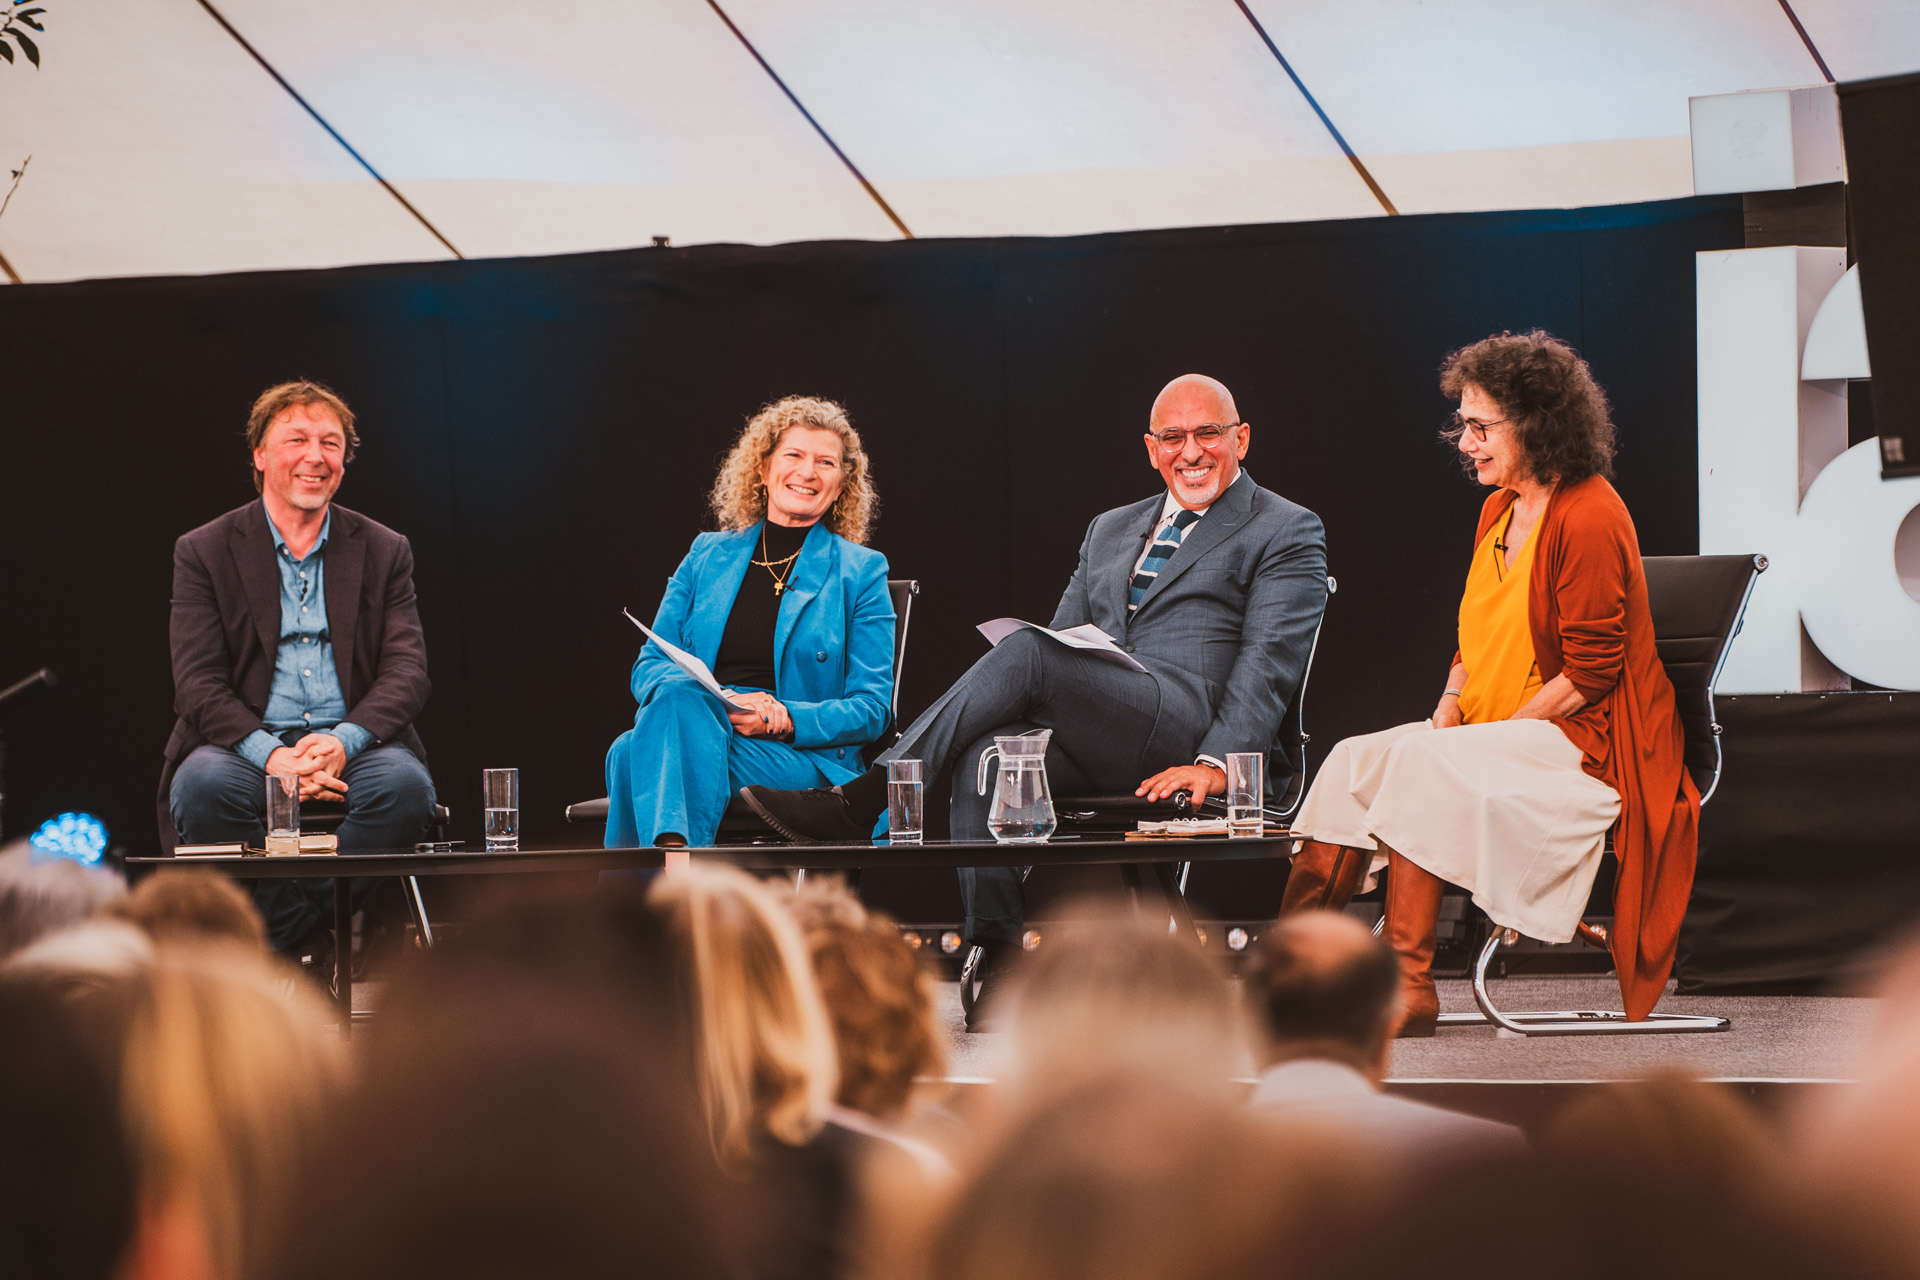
[1456,506,1542,725]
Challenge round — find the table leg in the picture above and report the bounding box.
[334,878,353,1040]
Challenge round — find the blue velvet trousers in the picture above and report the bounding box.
[605,678,830,849]
[169,742,437,951]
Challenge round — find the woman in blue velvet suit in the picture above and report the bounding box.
[606,396,894,849]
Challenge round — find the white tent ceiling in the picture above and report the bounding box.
[1,0,1915,283]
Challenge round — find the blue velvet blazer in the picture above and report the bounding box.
[631,522,894,785]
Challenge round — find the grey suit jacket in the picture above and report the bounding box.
[1049,472,1327,766]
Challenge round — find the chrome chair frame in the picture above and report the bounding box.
[1433,553,1765,1037]
[300,800,450,948]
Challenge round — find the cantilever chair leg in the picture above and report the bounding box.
[402,876,435,948]
[1433,928,1730,1036]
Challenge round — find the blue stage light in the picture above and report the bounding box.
[28,812,109,866]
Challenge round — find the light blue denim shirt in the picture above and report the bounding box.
[234,502,374,770]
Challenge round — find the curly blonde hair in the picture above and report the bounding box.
[709,396,877,545]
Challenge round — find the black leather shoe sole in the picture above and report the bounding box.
[737,786,862,845]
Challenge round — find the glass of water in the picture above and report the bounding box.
[265,773,300,854]
[483,768,519,850]
[1225,753,1264,839]
[886,759,924,845]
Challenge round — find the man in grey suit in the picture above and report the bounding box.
[1244,911,1524,1154]
[743,374,1326,969]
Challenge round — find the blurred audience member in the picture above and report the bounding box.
[784,878,949,1129]
[924,1074,1367,1280]
[264,885,730,1280]
[1242,910,1523,1155]
[655,863,874,1280]
[3,918,154,999]
[118,944,342,1280]
[107,870,267,950]
[785,877,955,1278]
[0,979,138,1280]
[997,900,1240,1111]
[0,842,125,960]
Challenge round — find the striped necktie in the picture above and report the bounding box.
[1129,509,1201,611]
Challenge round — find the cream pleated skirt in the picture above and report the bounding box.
[1292,720,1621,943]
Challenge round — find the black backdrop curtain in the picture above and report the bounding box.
[0,195,1740,881]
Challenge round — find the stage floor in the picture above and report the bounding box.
[939,976,1877,1084]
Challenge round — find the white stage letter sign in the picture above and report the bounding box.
[1698,247,1920,691]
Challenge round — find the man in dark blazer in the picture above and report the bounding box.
[744,374,1328,994]
[160,381,435,965]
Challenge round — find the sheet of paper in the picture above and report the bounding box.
[624,608,752,710]
[975,618,1150,674]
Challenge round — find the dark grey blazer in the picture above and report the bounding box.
[156,500,431,851]
[1049,472,1327,765]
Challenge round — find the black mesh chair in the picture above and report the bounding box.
[564,579,921,843]
[300,799,451,946]
[1433,552,1766,1036]
[956,575,1336,1016]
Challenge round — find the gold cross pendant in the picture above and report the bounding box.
[773,581,786,596]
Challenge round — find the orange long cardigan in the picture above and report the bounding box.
[1465,476,1699,1020]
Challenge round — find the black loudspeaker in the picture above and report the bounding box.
[1838,71,1920,480]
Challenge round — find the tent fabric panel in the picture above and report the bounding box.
[1790,0,1920,81]
[0,0,448,281]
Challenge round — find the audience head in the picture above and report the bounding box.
[1242,909,1400,1076]
[0,843,126,961]
[1000,900,1239,1109]
[119,943,342,1280]
[652,864,838,1168]
[264,884,730,1280]
[783,876,946,1121]
[0,978,137,1280]
[3,919,154,1000]
[711,394,877,544]
[106,870,266,950]
[1441,329,1616,488]
[245,380,357,496]
[927,1074,1360,1280]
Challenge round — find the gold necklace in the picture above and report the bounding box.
[754,525,802,596]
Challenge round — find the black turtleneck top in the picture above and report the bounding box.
[713,520,811,693]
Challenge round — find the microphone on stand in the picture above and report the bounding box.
[0,668,55,716]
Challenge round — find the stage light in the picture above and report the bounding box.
[901,931,924,950]
[1021,929,1042,952]
[1226,928,1251,952]
[29,812,108,867]
[1195,927,1209,947]
[939,931,962,954]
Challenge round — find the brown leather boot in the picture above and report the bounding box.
[1278,840,1369,914]
[1383,846,1445,1037]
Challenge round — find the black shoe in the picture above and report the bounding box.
[738,785,869,844]
[962,941,1018,1032]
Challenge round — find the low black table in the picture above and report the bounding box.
[127,834,1291,1038]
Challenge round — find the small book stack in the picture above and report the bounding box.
[173,833,340,857]
[1126,819,1291,840]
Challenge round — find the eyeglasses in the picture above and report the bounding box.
[1151,423,1241,451]
[1446,412,1511,443]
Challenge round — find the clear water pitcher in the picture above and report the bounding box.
[977,728,1057,844]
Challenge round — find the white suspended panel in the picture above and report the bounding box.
[1792,0,1920,81]
[1242,0,1829,215]
[0,0,449,282]
[214,0,903,257]
[708,0,1386,237]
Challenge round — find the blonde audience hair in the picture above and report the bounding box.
[708,395,878,545]
[651,864,838,1170]
[106,869,267,950]
[120,943,344,1280]
[783,877,947,1119]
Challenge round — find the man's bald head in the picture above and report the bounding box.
[1149,374,1238,429]
[1243,911,1400,1071]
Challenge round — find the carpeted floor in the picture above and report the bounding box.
[938,976,1879,1082]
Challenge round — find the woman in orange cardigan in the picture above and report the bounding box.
[1283,330,1696,1035]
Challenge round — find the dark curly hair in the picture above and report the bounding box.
[1439,330,1616,486]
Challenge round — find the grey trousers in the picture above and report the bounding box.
[878,628,1179,944]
